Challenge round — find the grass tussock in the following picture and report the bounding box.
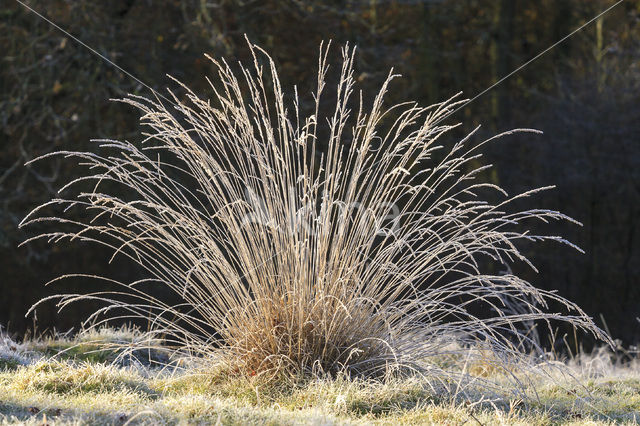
[12,361,152,395]
[21,40,609,384]
[26,327,171,367]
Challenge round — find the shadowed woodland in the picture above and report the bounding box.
[1,0,639,348]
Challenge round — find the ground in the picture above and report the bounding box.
[0,328,638,425]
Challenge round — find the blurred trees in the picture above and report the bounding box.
[1,0,638,345]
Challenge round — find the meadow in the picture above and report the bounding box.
[1,327,639,425]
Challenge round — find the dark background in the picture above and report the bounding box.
[1,0,639,347]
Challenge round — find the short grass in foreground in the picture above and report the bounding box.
[0,329,638,425]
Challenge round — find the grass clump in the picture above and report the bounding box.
[21,40,609,387]
[12,360,153,396]
[34,342,113,364]
[0,333,29,371]
[27,327,170,367]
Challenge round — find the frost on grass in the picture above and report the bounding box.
[0,329,32,370]
[0,338,638,425]
[20,41,609,386]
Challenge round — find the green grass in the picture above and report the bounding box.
[0,329,638,425]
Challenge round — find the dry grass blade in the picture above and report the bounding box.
[21,40,610,386]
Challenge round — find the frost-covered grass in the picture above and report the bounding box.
[0,329,638,425]
[21,40,608,384]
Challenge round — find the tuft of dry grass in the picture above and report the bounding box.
[21,41,609,385]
